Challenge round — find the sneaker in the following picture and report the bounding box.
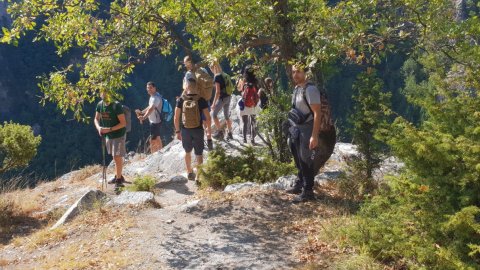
[187,172,196,181]
[212,130,224,140]
[292,190,316,203]
[107,177,117,184]
[108,175,125,185]
[227,132,233,140]
[285,184,302,195]
[207,139,214,150]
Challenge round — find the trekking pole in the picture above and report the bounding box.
[101,136,107,191]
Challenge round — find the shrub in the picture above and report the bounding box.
[126,175,156,192]
[0,121,41,174]
[256,92,292,163]
[199,146,296,189]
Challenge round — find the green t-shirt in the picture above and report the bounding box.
[96,101,126,139]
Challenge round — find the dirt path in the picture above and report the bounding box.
[122,177,302,269]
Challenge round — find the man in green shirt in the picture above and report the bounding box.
[94,92,127,188]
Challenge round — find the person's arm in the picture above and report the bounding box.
[139,104,155,121]
[309,103,322,150]
[174,107,182,140]
[104,113,126,133]
[237,78,244,92]
[94,112,102,136]
[202,107,212,125]
[212,82,221,109]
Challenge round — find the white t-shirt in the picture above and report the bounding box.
[148,93,163,124]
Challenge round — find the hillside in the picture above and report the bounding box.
[0,97,402,269]
[0,133,400,269]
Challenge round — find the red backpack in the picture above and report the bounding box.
[242,82,259,108]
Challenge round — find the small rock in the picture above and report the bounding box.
[166,219,175,224]
[224,182,258,192]
[180,200,201,213]
[314,171,343,185]
[170,175,188,183]
[110,191,155,206]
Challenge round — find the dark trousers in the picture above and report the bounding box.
[290,142,316,191]
[290,128,336,191]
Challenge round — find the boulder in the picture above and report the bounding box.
[51,189,106,230]
[110,191,155,206]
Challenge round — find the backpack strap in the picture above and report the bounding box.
[293,82,316,118]
[153,92,162,121]
[302,84,315,118]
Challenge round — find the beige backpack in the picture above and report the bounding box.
[182,94,202,128]
[194,68,214,101]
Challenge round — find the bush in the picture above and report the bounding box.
[256,91,292,163]
[336,155,378,201]
[126,175,156,192]
[0,121,42,174]
[198,146,296,189]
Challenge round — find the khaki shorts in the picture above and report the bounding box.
[106,135,126,157]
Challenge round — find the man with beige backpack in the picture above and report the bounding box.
[182,56,214,150]
[174,78,211,184]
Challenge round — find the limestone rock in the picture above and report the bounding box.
[110,191,155,206]
[51,189,106,229]
[224,182,258,192]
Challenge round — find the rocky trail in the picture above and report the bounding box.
[0,96,402,269]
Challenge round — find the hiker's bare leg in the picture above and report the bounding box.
[204,119,212,140]
[185,151,193,173]
[150,137,162,153]
[113,155,123,178]
[226,119,233,133]
[213,116,221,131]
[195,155,203,170]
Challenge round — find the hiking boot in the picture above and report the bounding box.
[285,184,302,195]
[207,139,214,150]
[212,130,224,140]
[187,172,196,181]
[251,139,256,145]
[243,137,247,144]
[227,132,233,140]
[292,190,316,203]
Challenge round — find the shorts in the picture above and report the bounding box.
[242,106,258,116]
[181,128,205,156]
[150,122,162,140]
[212,96,232,120]
[106,135,126,157]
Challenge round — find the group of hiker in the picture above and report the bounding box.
[94,56,336,203]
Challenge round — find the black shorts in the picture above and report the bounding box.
[150,122,162,140]
[181,128,204,156]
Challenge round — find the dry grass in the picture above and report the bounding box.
[0,259,9,267]
[14,227,68,250]
[69,164,102,184]
[6,204,138,269]
[37,207,136,269]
